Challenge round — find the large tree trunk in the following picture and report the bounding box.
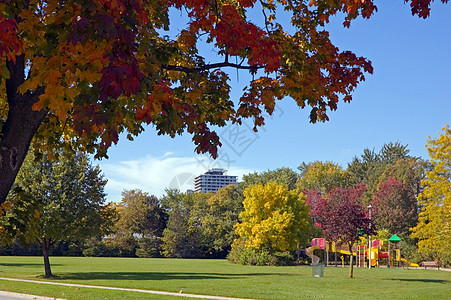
[41,238,53,278]
[348,242,354,278]
[0,55,47,205]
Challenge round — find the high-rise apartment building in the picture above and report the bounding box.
[194,168,238,193]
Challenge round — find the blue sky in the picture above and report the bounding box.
[96,2,451,203]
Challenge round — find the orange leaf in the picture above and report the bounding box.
[48,69,61,85]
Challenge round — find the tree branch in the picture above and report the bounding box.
[260,0,272,33]
[162,61,263,73]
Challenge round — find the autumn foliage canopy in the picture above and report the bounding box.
[0,0,447,204]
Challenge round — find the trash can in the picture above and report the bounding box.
[312,264,324,277]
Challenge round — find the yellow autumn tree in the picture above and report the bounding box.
[297,161,351,194]
[411,125,451,264]
[235,182,310,252]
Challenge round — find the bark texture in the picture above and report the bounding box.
[41,238,53,278]
[0,55,47,205]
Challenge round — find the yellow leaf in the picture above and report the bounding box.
[46,83,65,98]
[85,71,102,83]
[64,86,79,100]
[50,100,71,120]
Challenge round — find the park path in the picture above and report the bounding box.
[0,277,255,300]
[0,290,65,300]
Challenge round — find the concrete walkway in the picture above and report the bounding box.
[0,290,65,300]
[0,277,254,300]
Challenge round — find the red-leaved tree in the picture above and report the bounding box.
[312,185,374,278]
[305,189,327,228]
[371,178,418,236]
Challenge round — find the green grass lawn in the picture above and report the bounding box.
[0,256,450,299]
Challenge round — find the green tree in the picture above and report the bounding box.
[161,187,242,258]
[198,184,244,256]
[3,0,444,205]
[347,148,382,192]
[235,182,311,253]
[380,142,410,165]
[347,142,416,202]
[114,189,167,257]
[377,157,428,197]
[241,167,299,191]
[160,190,212,258]
[0,150,113,277]
[297,161,351,193]
[411,125,451,265]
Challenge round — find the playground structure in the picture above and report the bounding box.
[305,245,320,265]
[306,236,419,268]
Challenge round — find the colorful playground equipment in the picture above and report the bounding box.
[386,234,419,267]
[305,245,320,265]
[305,235,419,268]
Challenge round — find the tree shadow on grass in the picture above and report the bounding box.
[388,278,449,284]
[0,263,62,267]
[56,272,296,281]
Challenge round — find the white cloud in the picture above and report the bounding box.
[98,153,257,203]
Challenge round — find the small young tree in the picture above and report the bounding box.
[235,182,311,253]
[317,185,373,278]
[0,150,114,277]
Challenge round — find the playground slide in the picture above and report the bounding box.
[401,258,420,267]
[305,247,320,265]
[336,249,356,257]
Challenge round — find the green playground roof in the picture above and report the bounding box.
[388,234,402,242]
